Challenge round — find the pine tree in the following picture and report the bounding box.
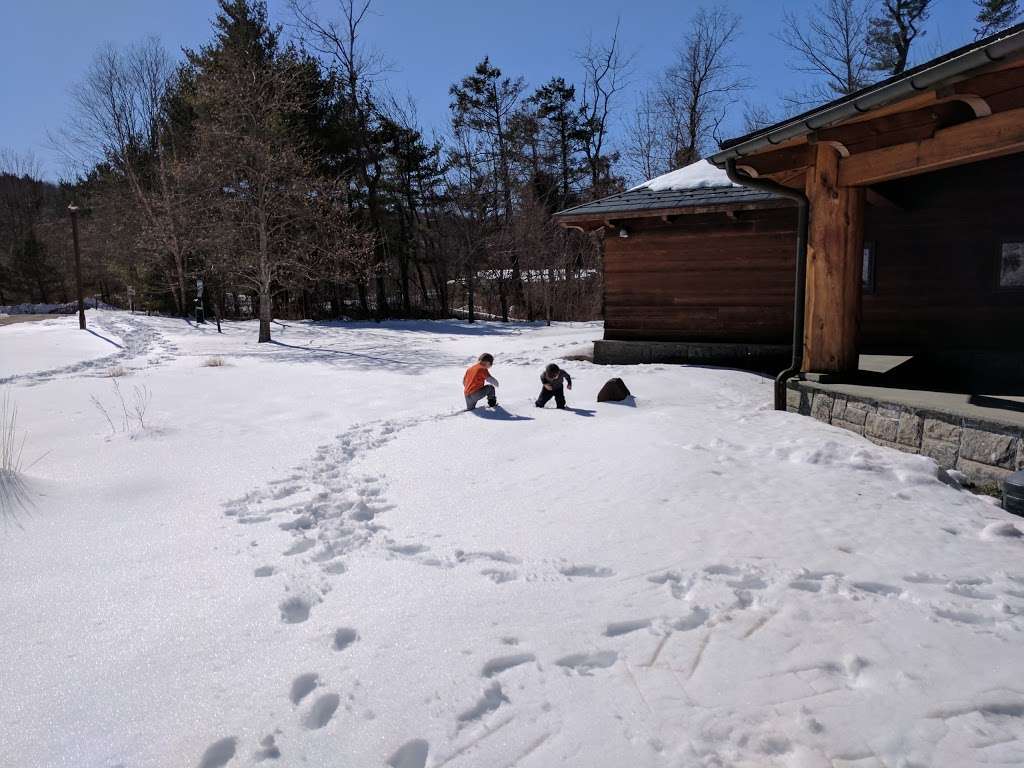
[975,0,1022,39]
[450,58,525,320]
[866,0,933,75]
[528,78,586,210]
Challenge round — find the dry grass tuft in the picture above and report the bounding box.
[203,356,226,368]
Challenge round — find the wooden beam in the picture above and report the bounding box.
[803,143,865,375]
[815,100,975,154]
[730,143,811,177]
[764,166,809,189]
[838,106,1024,186]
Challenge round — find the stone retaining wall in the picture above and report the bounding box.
[787,382,1024,488]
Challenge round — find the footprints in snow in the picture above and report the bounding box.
[457,682,508,724]
[556,650,619,674]
[644,561,1024,636]
[388,739,430,768]
[279,596,315,624]
[333,627,359,651]
[560,564,614,578]
[197,737,237,768]
[200,658,356,763]
[302,693,341,730]
[604,618,652,637]
[289,673,319,705]
[481,653,536,677]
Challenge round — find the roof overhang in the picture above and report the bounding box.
[710,23,1024,169]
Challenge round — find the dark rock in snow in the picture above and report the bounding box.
[597,378,631,403]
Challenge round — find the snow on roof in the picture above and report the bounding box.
[633,158,739,193]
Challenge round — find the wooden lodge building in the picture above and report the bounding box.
[554,25,1024,486]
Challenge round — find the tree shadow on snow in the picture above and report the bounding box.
[268,339,415,367]
[85,328,124,349]
[470,406,534,422]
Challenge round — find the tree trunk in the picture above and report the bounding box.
[357,281,370,317]
[258,289,272,342]
[399,254,411,316]
[374,276,387,322]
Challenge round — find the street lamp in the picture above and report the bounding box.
[67,204,86,330]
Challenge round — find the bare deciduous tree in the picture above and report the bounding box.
[191,52,322,342]
[577,19,632,197]
[58,38,197,314]
[659,4,747,168]
[623,90,671,183]
[778,0,873,103]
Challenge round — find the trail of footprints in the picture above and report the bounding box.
[196,556,1024,765]
[208,416,1024,765]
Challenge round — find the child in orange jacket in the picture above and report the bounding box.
[463,353,499,410]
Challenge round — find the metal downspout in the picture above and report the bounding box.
[725,159,809,411]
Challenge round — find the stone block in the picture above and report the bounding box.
[832,419,865,436]
[958,428,1019,469]
[786,388,802,413]
[956,457,1013,486]
[878,404,902,420]
[865,410,899,442]
[843,401,870,426]
[924,418,962,443]
[831,397,847,421]
[921,437,958,469]
[897,412,924,448]
[810,393,834,423]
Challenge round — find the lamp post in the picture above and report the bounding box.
[67,204,86,330]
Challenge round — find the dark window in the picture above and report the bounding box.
[999,241,1024,290]
[862,241,876,293]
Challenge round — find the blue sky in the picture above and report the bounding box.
[1,0,977,181]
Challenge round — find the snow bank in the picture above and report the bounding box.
[634,158,739,192]
[0,298,115,315]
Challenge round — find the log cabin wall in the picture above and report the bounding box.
[602,207,797,343]
[862,153,1024,351]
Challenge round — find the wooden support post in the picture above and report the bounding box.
[803,143,865,375]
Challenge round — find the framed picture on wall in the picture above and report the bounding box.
[862,241,876,294]
[999,240,1024,290]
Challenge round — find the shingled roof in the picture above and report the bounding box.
[552,184,785,224]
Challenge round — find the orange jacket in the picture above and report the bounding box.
[463,363,492,395]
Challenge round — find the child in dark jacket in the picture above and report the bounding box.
[536,363,572,409]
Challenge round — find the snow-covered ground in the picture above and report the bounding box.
[2,311,1023,768]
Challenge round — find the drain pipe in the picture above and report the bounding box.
[725,159,808,411]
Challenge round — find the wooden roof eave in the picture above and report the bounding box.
[553,198,793,229]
